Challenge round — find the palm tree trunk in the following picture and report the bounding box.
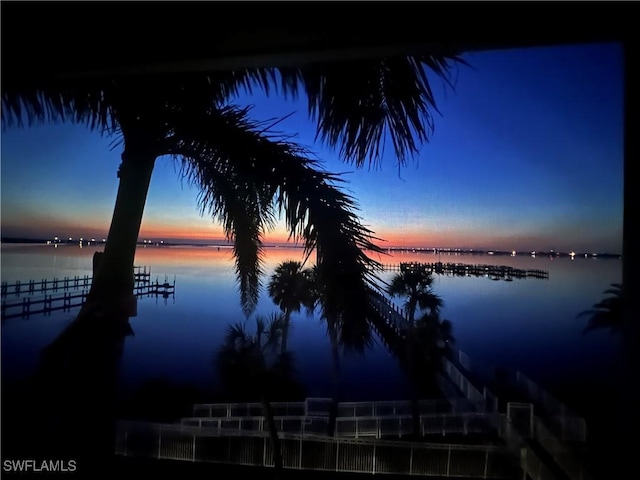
[408,324,421,438]
[406,300,421,438]
[88,148,156,310]
[38,141,155,473]
[327,319,340,437]
[281,311,291,354]
[261,394,283,479]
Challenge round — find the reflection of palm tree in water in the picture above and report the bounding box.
[412,311,455,395]
[578,283,623,335]
[215,313,303,479]
[19,307,135,474]
[388,268,444,437]
[267,261,316,353]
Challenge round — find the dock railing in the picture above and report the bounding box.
[192,398,490,420]
[115,421,520,478]
[1,267,176,320]
[179,412,502,439]
[515,371,587,442]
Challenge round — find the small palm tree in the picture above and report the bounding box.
[267,261,316,352]
[216,313,291,477]
[388,268,443,324]
[578,283,623,335]
[388,267,443,437]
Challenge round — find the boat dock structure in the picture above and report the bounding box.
[1,266,175,321]
[375,262,549,281]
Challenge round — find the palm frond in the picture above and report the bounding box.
[417,291,443,316]
[582,310,622,334]
[168,105,287,314]
[223,322,250,348]
[1,83,115,132]
[263,312,286,352]
[270,54,467,168]
[186,154,269,315]
[578,283,623,334]
[0,69,268,131]
[162,104,383,324]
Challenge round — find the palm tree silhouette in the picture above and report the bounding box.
[267,260,315,352]
[413,311,455,395]
[2,47,464,326]
[215,313,293,478]
[578,283,624,335]
[2,18,465,468]
[387,267,443,437]
[303,264,374,435]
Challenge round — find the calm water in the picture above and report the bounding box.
[1,243,624,414]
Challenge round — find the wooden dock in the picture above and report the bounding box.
[374,262,549,280]
[1,268,175,321]
[1,265,152,298]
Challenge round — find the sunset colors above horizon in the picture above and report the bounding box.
[1,42,624,254]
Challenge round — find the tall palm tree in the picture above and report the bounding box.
[216,313,290,478]
[267,260,315,352]
[3,30,464,465]
[388,267,443,437]
[578,283,624,335]
[2,51,465,327]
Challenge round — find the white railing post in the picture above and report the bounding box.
[372,443,376,475]
[409,444,414,475]
[483,449,489,478]
[157,427,162,458]
[263,435,267,466]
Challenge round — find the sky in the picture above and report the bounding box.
[0,42,624,253]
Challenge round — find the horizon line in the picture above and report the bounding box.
[0,236,623,257]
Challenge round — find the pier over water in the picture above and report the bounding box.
[374,262,549,281]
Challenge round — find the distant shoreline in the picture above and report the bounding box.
[0,237,622,259]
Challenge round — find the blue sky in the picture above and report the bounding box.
[0,42,624,252]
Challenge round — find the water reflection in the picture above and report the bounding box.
[3,303,134,473]
[1,244,623,413]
